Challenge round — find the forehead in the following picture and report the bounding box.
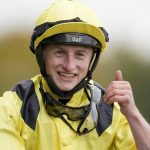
[43,44,94,52]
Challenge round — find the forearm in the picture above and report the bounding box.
[126,108,150,150]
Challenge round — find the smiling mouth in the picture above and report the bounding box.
[58,72,77,79]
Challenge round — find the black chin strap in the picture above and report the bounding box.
[87,49,100,81]
[45,75,87,98]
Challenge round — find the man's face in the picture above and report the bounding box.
[43,44,93,91]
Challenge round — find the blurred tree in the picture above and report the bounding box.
[0,31,39,93]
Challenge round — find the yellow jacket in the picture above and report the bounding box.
[0,75,136,150]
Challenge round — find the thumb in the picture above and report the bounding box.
[115,70,123,81]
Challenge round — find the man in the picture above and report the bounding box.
[0,0,150,150]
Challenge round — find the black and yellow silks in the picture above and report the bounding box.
[0,75,136,150]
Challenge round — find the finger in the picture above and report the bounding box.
[105,89,127,100]
[115,70,123,81]
[106,95,129,105]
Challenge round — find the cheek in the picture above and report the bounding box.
[84,64,90,73]
[82,57,93,74]
[44,57,56,73]
[44,57,64,75]
[80,60,91,73]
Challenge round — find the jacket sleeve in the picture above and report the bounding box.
[114,109,137,150]
[0,91,25,150]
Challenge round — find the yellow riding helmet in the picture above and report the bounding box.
[30,0,109,53]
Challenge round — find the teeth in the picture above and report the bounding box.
[59,72,76,77]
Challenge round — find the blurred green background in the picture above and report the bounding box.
[0,30,150,121]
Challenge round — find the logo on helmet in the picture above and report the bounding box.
[72,36,82,43]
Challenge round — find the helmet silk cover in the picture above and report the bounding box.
[32,0,107,52]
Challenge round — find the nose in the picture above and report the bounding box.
[62,55,76,71]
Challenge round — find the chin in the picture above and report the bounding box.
[60,87,74,92]
[58,85,75,91]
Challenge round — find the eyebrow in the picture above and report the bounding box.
[46,44,93,53]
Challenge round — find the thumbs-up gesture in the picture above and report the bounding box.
[105,70,150,149]
[104,70,136,117]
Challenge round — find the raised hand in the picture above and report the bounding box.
[104,70,137,117]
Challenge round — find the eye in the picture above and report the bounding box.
[75,51,86,59]
[55,49,65,57]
